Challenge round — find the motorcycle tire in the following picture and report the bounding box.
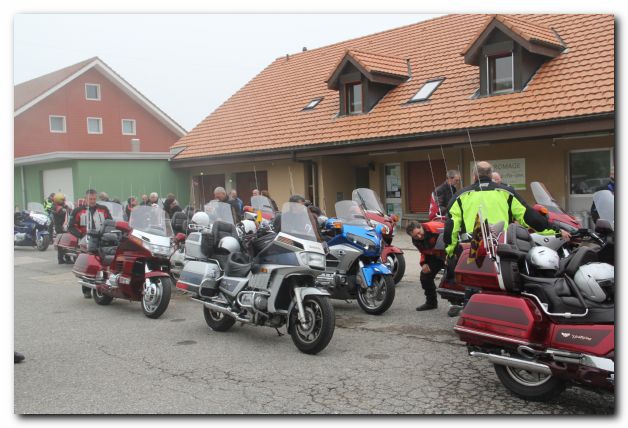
[388,253,406,284]
[141,277,172,319]
[93,288,114,305]
[36,235,50,251]
[290,295,335,355]
[357,274,395,315]
[203,306,236,332]
[494,363,566,402]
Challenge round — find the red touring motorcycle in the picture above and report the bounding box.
[352,188,405,284]
[453,195,614,401]
[55,201,124,264]
[71,205,173,318]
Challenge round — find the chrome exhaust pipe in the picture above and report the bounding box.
[470,351,552,375]
[191,298,251,323]
[78,279,97,290]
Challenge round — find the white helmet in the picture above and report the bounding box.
[526,246,559,274]
[574,263,614,303]
[241,219,257,234]
[218,236,240,254]
[191,212,210,227]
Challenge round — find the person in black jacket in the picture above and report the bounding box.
[213,187,241,222]
[434,170,461,216]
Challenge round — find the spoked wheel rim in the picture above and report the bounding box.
[208,310,225,321]
[357,276,388,310]
[36,235,46,250]
[505,366,553,387]
[142,279,163,314]
[386,254,398,275]
[294,300,324,344]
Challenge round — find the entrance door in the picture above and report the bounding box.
[354,166,370,189]
[193,174,225,208]
[43,167,74,203]
[236,170,268,206]
[406,160,447,213]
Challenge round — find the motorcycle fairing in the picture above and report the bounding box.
[359,262,392,287]
[550,324,614,356]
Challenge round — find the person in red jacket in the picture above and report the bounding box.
[406,220,446,311]
[66,189,112,298]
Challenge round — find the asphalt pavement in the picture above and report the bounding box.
[13,245,615,414]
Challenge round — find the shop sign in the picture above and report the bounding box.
[470,158,526,190]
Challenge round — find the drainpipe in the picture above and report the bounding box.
[20,166,26,210]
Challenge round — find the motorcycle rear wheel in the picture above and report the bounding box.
[141,277,172,319]
[203,306,236,331]
[93,288,114,305]
[387,253,406,284]
[290,295,335,354]
[494,364,566,402]
[357,275,395,315]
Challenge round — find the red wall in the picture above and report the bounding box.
[14,68,181,157]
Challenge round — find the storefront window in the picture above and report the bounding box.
[569,150,612,195]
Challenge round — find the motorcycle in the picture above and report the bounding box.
[243,195,276,225]
[55,201,124,264]
[14,202,51,251]
[318,200,395,315]
[352,188,406,284]
[71,204,173,318]
[176,201,335,354]
[453,199,614,401]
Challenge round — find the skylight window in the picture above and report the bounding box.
[303,97,323,110]
[409,79,444,102]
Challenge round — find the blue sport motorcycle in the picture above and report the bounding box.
[316,200,395,315]
[14,202,52,251]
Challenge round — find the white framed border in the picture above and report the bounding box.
[121,118,136,135]
[84,83,101,101]
[86,117,103,134]
[49,115,66,133]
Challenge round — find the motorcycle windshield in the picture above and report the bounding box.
[204,200,236,225]
[251,196,276,218]
[335,200,370,226]
[352,188,385,215]
[530,182,565,215]
[99,201,124,221]
[129,205,173,237]
[593,190,614,229]
[280,202,318,241]
[27,202,45,213]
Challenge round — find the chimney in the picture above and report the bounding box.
[302,47,307,52]
[406,59,412,79]
[131,138,140,152]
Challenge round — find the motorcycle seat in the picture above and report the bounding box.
[100,246,117,266]
[506,224,534,253]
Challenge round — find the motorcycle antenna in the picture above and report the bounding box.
[427,153,444,218]
[466,128,483,191]
[440,144,456,200]
[253,165,259,190]
[288,167,295,195]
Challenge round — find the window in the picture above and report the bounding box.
[121,119,136,135]
[409,79,444,102]
[303,98,323,111]
[85,83,101,100]
[488,53,514,94]
[569,149,613,195]
[49,115,66,133]
[87,117,103,134]
[346,82,363,114]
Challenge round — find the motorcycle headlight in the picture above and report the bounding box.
[146,242,171,257]
[299,252,326,270]
[346,233,378,253]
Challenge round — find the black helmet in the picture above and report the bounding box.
[289,194,306,203]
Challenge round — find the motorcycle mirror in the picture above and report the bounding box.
[115,221,131,233]
[175,232,187,243]
[533,204,549,216]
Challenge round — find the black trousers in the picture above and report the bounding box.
[420,255,445,305]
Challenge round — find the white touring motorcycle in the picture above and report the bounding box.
[176,201,335,354]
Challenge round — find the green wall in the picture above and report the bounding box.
[75,159,190,206]
[14,159,191,209]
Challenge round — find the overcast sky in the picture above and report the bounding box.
[13,13,441,131]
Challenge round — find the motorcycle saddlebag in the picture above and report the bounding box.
[176,260,222,297]
[454,293,539,346]
[56,232,78,249]
[184,232,206,260]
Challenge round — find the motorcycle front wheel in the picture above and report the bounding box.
[290,295,335,354]
[141,277,172,319]
[494,363,566,402]
[36,235,50,251]
[357,274,395,315]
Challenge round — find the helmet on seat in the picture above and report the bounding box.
[191,212,210,227]
[574,263,614,303]
[217,236,240,254]
[526,246,559,277]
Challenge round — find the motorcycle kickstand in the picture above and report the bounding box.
[275,328,284,337]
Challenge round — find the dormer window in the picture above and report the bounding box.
[326,49,409,116]
[488,53,513,94]
[462,15,564,97]
[346,82,363,114]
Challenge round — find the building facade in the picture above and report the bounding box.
[14,57,189,208]
[170,14,614,225]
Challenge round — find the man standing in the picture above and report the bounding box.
[140,194,149,206]
[491,171,502,184]
[148,192,159,206]
[214,187,241,222]
[98,192,110,202]
[406,221,446,311]
[229,189,244,216]
[66,189,113,296]
[435,170,460,216]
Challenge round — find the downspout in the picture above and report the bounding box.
[20,166,26,210]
